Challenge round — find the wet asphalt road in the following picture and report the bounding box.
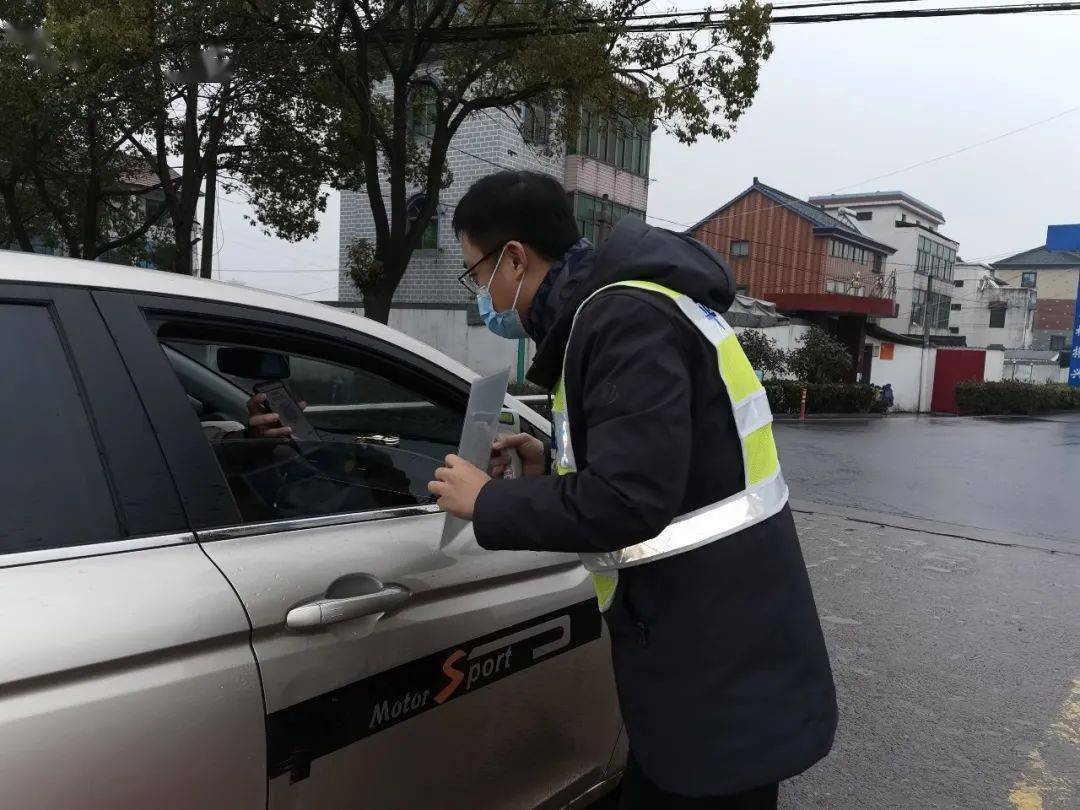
[784,509,1080,809]
[773,414,1080,807]
[774,413,1080,545]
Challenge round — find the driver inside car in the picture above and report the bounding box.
[200,391,418,520]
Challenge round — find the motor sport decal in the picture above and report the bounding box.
[266,598,601,782]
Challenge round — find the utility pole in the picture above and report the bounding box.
[199,160,218,279]
[597,194,612,243]
[916,272,933,412]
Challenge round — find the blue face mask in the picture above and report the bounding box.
[476,247,529,340]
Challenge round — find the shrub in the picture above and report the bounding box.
[737,330,787,378]
[763,381,880,414]
[787,326,853,383]
[954,381,1080,415]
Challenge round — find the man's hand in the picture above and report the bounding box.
[428,455,492,520]
[490,433,547,477]
[245,392,308,439]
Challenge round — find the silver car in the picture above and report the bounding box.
[0,255,625,809]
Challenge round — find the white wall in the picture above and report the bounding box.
[983,349,1004,382]
[733,322,811,358]
[337,306,536,379]
[1003,361,1063,384]
[867,338,937,412]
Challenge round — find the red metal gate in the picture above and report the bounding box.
[931,349,986,413]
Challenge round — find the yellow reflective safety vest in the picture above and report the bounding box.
[551,280,789,611]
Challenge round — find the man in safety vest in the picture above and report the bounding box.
[428,170,837,809]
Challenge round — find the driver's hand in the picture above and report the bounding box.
[245,393,308,439]
[490,433,546,477]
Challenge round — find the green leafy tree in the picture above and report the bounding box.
[737,329,787,378]
[268,0,773,323]
[0,1,173,259]
[2,1,335,274]
[120,0,333,275]
[787,326,853,384]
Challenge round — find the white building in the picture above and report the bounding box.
[808,191,959,339]
[947,262,1035,349]
[338,102,651,376]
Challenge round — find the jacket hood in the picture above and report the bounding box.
[527,216,735,388]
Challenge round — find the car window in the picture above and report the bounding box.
[155,327,465,525]
[0,303,121,554]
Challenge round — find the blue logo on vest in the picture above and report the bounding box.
[697,303,720,322]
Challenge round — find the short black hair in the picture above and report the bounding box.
[452,170,580,261]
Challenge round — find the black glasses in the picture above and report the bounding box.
[457,243,506,295]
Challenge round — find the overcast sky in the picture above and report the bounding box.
[213,3,1080,299]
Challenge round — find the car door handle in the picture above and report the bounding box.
[286,585,411,629]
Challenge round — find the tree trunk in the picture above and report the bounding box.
[173,220,194,274]
[362,282,394,324]
[0,182,36,252]
[361,259,406,324]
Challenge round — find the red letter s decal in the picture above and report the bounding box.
[434,649,466,704]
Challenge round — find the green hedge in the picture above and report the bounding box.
[954,381,1080,415]
[764,381,884,414]
[514,381,883,421]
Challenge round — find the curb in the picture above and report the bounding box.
[774,413,887,421]
[790,499,1078,557]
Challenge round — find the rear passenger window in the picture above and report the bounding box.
[0,304,121,553]
[154,323,464,524]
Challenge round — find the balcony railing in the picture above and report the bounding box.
[823,271,896,299]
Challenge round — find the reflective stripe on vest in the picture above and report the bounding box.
[552,280,789,592]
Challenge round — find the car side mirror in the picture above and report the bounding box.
[216,347,291,379]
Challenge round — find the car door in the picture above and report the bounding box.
[0,283,265,810]
[96,290,622,810]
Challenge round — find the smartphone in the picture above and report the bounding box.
[254,381,320,443]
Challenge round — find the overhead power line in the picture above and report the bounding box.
[356,1,1080,42]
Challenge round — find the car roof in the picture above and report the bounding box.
[1,251,479,382]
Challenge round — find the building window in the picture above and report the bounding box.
[856,211,873,221]
[954,280,964,288]
[830,240,868,264]
[873,254,884,273]
[911,288,952,329]
[916,235,956,281]
[521,102,548,146]
[730,240,750,258]
[406,194,438,250]
[570,110,651,177]
[989,308,1006,329]
[1050,334,1067,350]
[949,327,960,334]
[951,303,962,311]
[1020,271,1037,288]
[573,192,644,244]
[409,83,437,139]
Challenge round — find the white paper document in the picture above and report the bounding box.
[440,367,512,547]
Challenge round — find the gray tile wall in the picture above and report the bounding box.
[339,108,564,305]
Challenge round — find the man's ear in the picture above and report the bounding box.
[505,241,528,280]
